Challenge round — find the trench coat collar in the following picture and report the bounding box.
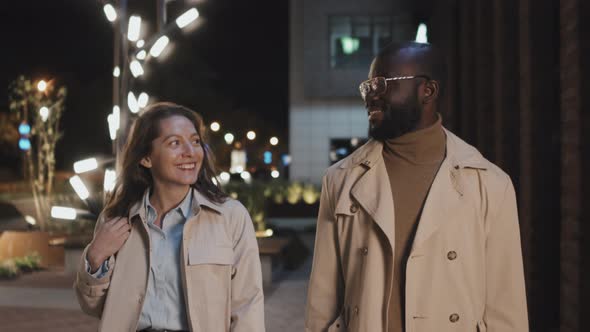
[128,187,222,222]
[341,127,489,251]
[338,128,488,171]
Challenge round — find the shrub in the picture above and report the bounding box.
[0,259,20,279]
[13,252,42,273]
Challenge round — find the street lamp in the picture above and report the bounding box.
[128,15,142,41]
[107,115,117,140]
[69,175,90,200]
[224,133,234,145]
[210,122,220,132]
[175,8,199,28]
[219,171,230,185]
[150,35,169,57]
[18,122,31,151]
[138,92,149,108]
[240,171,252,184]
[99,2,203,171]
[270,137,279,146]
[247,131,256,140]
[39,107,49,122]
[107,105,120,140]
[103,4,117,22]
[73,157,98,174]
[37,80,47,92]
[51,206,77,220]
[129,60,144,77]
[128,92,140,113]
[415,23,428,44]
[136,50,147,60]
[103,169,116,192]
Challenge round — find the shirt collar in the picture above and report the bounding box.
[141,188,193,223]
[130,187,220,222]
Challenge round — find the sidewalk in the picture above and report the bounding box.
[0,232,314,332]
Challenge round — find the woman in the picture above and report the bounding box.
[75,102,265,332]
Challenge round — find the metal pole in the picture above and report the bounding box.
[116,0,130,171]
[112,0,121,155]
[157,0,167,32]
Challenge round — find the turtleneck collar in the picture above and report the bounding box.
[382,113,446,165]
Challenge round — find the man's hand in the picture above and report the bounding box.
[86,217,131,272]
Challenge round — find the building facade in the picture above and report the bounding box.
[288,0,416,183]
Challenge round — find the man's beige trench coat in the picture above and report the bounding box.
[305,129,528,332]
[74,189,265,332]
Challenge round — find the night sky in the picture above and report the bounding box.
[0,0,289,170]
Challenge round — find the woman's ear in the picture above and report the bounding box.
[140,157,152,168]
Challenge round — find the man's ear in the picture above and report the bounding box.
[423,79,439,104]
[140,157,152,168]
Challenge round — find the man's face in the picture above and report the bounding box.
[365,56,424,140]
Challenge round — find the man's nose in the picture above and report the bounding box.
[367,95,384,108]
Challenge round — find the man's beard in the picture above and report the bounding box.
[368,92,422,140]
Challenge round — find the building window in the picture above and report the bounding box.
[329,15,413,69]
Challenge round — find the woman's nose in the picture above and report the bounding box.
[181,141,195,156]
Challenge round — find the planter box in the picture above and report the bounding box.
[0,231,64,267]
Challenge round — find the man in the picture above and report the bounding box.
[305,42,528,332]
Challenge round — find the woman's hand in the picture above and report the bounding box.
[86,217,131,272]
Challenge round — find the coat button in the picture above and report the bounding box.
[361,247,368,255]
[447,251,457,260]
[350,204,359,213]
[449,313,460,322]
[354,306,359,315]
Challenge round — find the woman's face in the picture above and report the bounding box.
[140,115,204,190]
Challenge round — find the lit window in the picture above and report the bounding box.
[329,15,413,69]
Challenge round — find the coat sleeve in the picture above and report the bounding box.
[73,212,116,318]
[305,174,345,332]
[484,176,529,331]
[230,204,265,332]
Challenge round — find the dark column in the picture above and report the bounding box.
[559,0,586,331]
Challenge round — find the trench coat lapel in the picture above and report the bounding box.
[411,155,463,251]
[348,142,396,251]
[411,129,482,251]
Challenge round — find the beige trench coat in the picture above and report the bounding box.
[74,189,265,332]
[305,129,528,332]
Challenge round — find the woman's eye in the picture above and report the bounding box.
[170,140,179,146]
[193,139,201,145]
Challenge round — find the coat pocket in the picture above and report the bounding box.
[188,245,233,265]
[477,320,487,332]
[327,314,346,332]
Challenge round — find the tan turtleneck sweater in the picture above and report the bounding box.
[383,115,446,332]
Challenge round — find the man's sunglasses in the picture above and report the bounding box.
[359,75,431,100]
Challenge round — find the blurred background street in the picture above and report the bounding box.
[0,222,314,332]
[0,0,589,331]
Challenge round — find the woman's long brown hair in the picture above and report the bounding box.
[103,102,227,219]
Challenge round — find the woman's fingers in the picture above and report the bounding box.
[111,217,129,231]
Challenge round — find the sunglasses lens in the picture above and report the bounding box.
[360,77,385,100]
[359,82,370,98]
